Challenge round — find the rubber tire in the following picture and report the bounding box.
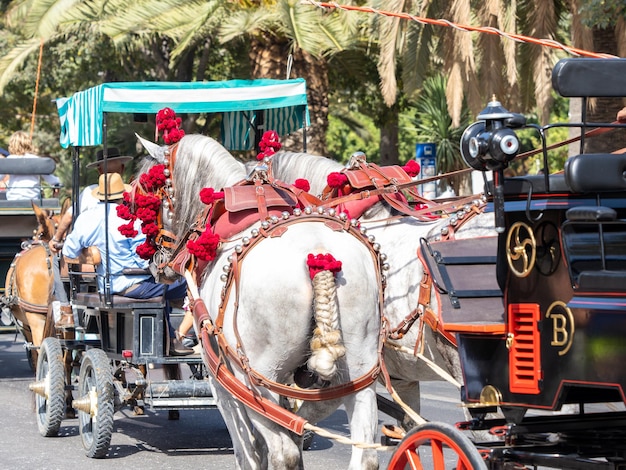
[34,337,66,437]
[77,348,115,459]
[387,422,487,470]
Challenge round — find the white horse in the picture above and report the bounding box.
[137,135,384,470]
[266,151,497,428]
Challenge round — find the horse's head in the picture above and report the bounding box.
[31,201,63,242]
[131,133,248,280]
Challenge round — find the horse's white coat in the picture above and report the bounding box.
[138,136,383,470]
[268,151,497,427]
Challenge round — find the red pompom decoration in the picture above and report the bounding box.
[139,164,167,191]
[141,222,160,237]
[156,107,185,145]
[256,130,282,160]
[186,228,220,261]
[327,172,348,189]
[136,240,157,260]
[294,178,310,192]
[306,253,342,280]
[118,221,138,238]
[116,203,135,221]
[199,187,225,205]
[402,160,421,177]
[259,130,282,152]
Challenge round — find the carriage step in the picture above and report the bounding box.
[146,397,217,409]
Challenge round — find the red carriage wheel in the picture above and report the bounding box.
[387,422,487,470]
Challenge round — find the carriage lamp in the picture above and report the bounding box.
[460,98,525,233]
[461,98,523,172]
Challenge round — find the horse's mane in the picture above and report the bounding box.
[137,134,246,240]
[270,151,343,197]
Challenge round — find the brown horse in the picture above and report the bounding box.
[2,201,68,367]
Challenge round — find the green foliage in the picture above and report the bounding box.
[411,74,470,193]
[511,93,570,175]
[579,0,626,28]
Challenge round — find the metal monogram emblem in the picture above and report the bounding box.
[545,300,574,356]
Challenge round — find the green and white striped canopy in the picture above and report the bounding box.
[56,79,309,150]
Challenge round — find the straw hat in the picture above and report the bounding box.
[86,147,133,169]
[92,173,132,201]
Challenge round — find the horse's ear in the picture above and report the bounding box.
[31,201,45,220]
[136,133,167,164]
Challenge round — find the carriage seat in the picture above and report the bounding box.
[419,236,506,336]
[65,246,164,308]
[562,206,626,292]
[564,153,626,193]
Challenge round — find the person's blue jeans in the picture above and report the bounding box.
[123,277,187,337]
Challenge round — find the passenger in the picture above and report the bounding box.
[3,131,61,200]
[618,107,626,123]
[61,173,193,356]
[49,148,133,315]
[50,147,132,246]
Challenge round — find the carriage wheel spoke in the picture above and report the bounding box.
[405,448,424,470]
[431,439,445,469]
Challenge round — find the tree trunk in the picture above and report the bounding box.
[585,25,626,154]
[249,35,329,155]
[378,103,400,165]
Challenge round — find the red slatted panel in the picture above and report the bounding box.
[508,303,542,394]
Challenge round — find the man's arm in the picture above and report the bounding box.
[50,210,73,254]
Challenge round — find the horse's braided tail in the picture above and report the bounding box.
[307,253,345,381]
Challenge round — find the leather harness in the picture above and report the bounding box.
[152,152,391,434]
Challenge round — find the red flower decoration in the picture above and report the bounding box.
[199,187,225,205]
[306,253,342,280]
[187,228,220,261]
[402,160,421,177]
[294,178,310,192]
[156,107,185,145]
[327,172,348,189]
[140,164,167,191]
[136,240,157,260]
[118,221,138,238]
[256,130,281,160]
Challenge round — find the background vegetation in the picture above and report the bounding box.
[1,0,625,197]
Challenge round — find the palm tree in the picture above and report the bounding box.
[372,0,572,124]
[217,0,362,154]
[413,74,471,194]
[570,1,626,153]
[1,0,363,155]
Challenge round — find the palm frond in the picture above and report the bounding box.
[7,0,84,38]
[0,37,47,92]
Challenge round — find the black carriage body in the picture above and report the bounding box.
[71,294,168,363]
[459,177,626,411]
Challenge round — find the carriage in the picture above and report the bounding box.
[386,57,626,469]
[26,78,311,458]
[22,56,626,469]
[0,157,62,329]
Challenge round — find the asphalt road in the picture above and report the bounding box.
[0,329,466,469]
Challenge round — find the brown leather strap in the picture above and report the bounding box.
[191,212,386,408]
[196,306,308,435]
